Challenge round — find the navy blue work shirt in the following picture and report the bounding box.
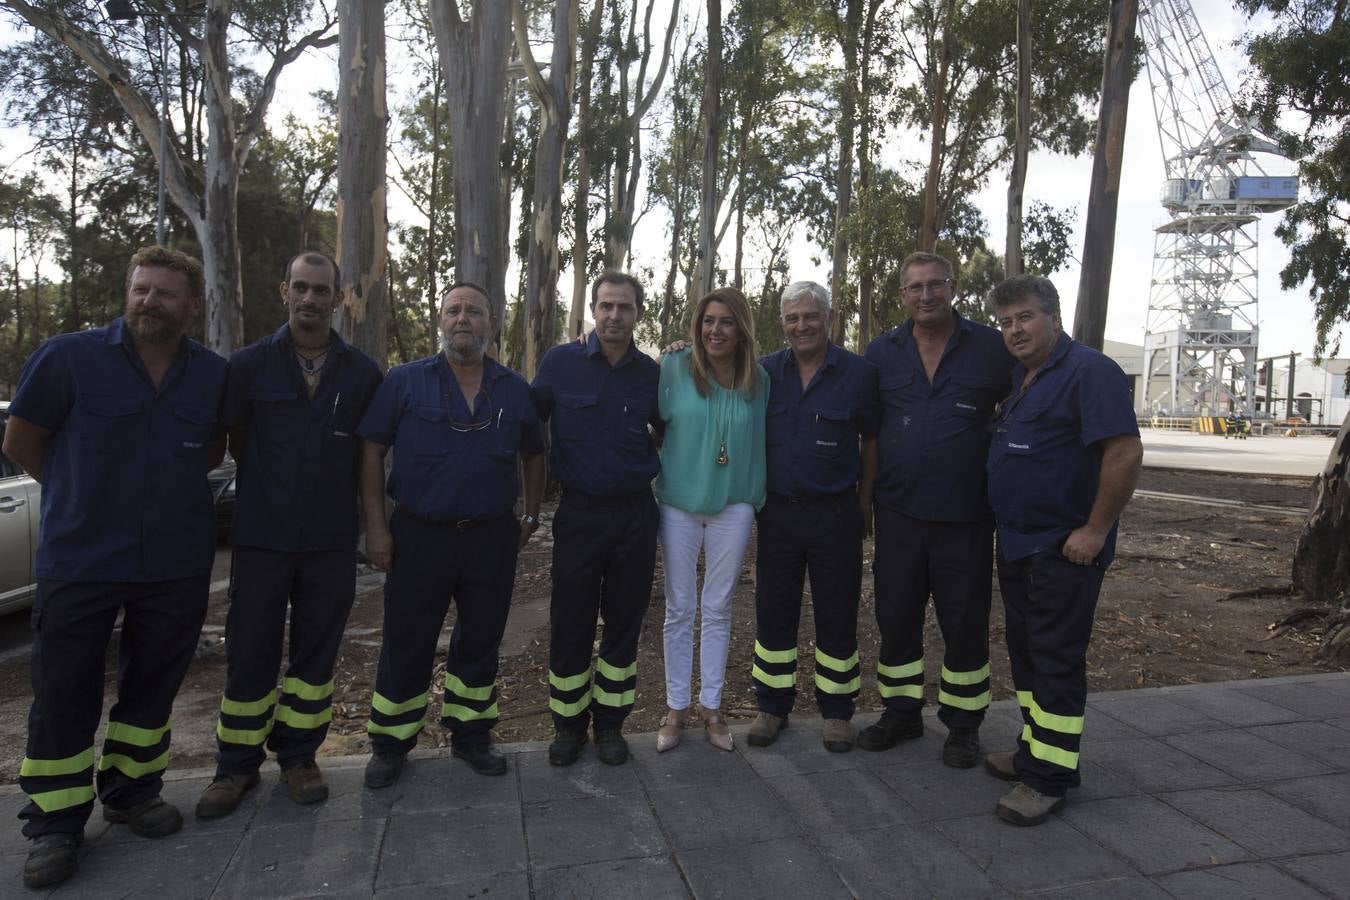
[987,333,1139,566]
[356,353,544,523]
[222,324,383,552]
[761,343,880,497]
[531,332,662,496]
[9,317,227,582]
[865,314,1013,522]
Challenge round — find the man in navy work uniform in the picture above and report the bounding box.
[985,274,1141,826]
[357,282,545,782]
[2,246,228,890]
[861,251,1014,767]
[532,271,662,767]
[195,251,383,820]
[747,280,879,753]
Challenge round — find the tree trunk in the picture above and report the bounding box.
[201,1,243,355]
[855,0,879,351]
[336,0,389,369]
[568,0,604,339]
[1005,0,1031,277]
[829,0,862,345]
[919,5,952,253]
[1293,410,1350,662]
[516,0,578,378]
[1072,0,1137,351]
[430,1,512,328]
[693,0,721,300]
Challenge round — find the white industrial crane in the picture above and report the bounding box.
[1137,0,1298,416]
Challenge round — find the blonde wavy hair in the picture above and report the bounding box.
[688,286,760,399]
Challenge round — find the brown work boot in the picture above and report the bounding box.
[280,760,329,805]
[984,750,1018,781]
[996,783,1065,826]
[747,713,788,747]
[102,797,182,838]
[195,772,261,819]
[821,719,854,753]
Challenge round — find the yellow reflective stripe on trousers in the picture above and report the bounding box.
[29,785,96,813]
[221,690,277,717]
[940,663,990,685]
[593,684,636,707]
[878,683,923,699]
[367,717,425,740]
[1016,690,1033,710]
[877,659,923,679]
[371,691,429,716]
[755,641,797,664]
[98,750,170,778]
[282,676,334,701]
[445,673,494,701]
[1027,734,1079,769]
[548,690,592,717]
[1030,698,1085,736]
[21,747,95,778]
[443,702,499,722]
[938,689,991,711]
[548,669,591,692]
[815,648,860,672]
[814,672,861,694]
[275,705,333,730]
[104,719,171,747]
[595,657,637,681]
[751,665,794,689]
[217,720,272,745]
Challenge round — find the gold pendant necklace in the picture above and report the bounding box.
[716,439,728,466]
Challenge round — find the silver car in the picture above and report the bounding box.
[0,401,38,614]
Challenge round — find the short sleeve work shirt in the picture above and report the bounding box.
[761,344,879,497]
[987,333,1140,566]
[356,354,544,522]
[222,324,383,551]
[531,332,661,496]
[9,318,227,582]
[866,315,1013,522]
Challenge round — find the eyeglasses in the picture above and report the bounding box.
[902,279,952,298]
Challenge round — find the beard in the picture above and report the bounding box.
[126,307,184,345]
[440,326,491,364]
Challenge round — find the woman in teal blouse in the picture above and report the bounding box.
[655,287,768,752]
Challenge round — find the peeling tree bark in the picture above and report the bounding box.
[1005,0,1031,277]
[336,0,388,369]
[829,0,862,345]
[567,0,605,340]
[1294,410,1350,663]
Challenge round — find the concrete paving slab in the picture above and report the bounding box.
[1153,861,1332,899]
[376,872,531,899]
[523,793,667,870]
[375,807,525,890]
[648,777,800,853]
[1261,771,1350,829]
[1029,876,1173,899]
[210,817,385,899]
[1068,758,1142,802]
[532,856,688,900]
[629,737,757,791]
[1088,692,1227,736]
[1164,686,1309,728]
[1248,720,1350,768]
[515,745,645,803]
[1059,794,1251,875]
[815,824,1008,899]
[935,814,1135,893]
[1329,716,1350,733]
[1077,708,1148,743]
[1158,786,1350,858]
[51,833,236,899]
[1163,728,1335,781]
[734,718,870,778]
[764,768,922,834]
[383,753,520,813]
[676,834,850,900]
[1276,851,1350,900]
[248,765,394,829]
[870,756,1007,821]
[1234,681,1350,719]
[1085,737,1240,793]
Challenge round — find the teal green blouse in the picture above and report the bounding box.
[654,348,769,515]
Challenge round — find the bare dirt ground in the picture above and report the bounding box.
[1,467,1344,783]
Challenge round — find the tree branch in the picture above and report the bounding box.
[236,20,338,165]
[511,0,552,104]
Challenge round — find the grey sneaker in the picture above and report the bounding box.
[821,718,854,753]
[996,783,1065,826]
[984,750,1018,781]
[747,713,788,747]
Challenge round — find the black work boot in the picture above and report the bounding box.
[942,727,981,768]
[364,751,407,789]
[452,744,508,776]
[102,797,182,838]
[593,728,630,766]
[548,730,588,767]
[23,833,81,889]
[855,713,923,751]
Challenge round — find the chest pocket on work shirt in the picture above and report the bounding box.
[878,370,916,407]
[554,393,599,442]
[810,407,853,457]
[78,394,143,455]
[172,404,217,458]
[621,399,653,454]
[408,405,451,457]
[492,407,523,463]
[249,388,298,443]
[765,400,792,447]
[948,375,999,421]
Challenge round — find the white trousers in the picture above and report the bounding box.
[659,502,755,711]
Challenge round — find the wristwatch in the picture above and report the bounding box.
[522,513,540,530]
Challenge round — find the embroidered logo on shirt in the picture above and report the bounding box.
[1007,442,1030,450]
[955,402,977,410]
[182,441,203,449]
[815,440,838,447]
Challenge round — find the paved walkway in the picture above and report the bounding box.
[1140,430,1332,477]
[2,672,1348,898]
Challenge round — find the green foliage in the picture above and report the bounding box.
[1237,0,1349,358]
[1022,200,1078,277]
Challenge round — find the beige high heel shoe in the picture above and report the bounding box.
[701,705,734,752]
[656,708,685,752]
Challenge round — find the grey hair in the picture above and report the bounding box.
[990,274,1061,317]
[780,280,831,314]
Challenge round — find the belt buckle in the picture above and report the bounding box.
[455,518,474,531]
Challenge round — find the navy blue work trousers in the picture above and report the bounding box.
[214,546,356,775]
[547,489,658,732]
[752,491,863,720]
[19,576,209,837]
[997,547,1105,797]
